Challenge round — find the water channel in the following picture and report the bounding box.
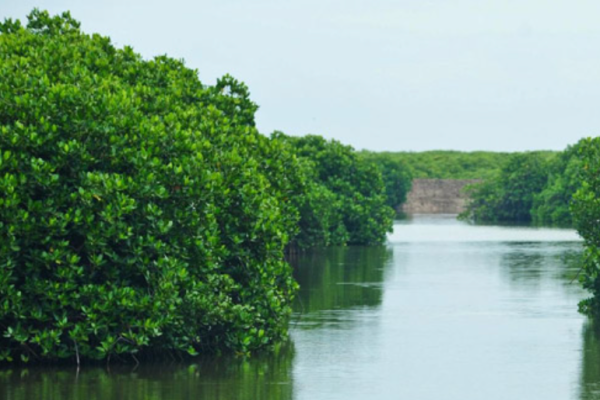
[3,215,600,399]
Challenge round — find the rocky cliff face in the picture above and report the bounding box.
[400,179,480,214]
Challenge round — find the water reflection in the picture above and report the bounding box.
[0,343,294,400]
[580,322,600,399]
[290,246,392,327]
[288,246,392,398]
[499,242,583,286]
[500,243,545,285]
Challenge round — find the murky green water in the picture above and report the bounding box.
[3,215,600,400]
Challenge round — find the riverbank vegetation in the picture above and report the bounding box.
[362,150,558,180]
[459,152,555,223]
[0,10,397,364]
[359,153,413,210]
[532,142,584,226]
[459,146,582,225]
[571,138,600,317]
[275,134,396,249]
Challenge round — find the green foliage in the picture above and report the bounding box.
[276,134,394,248]
[0,10,299,363]
[372,150,519,179]
[459,142,586,226]
[531,141,585,226]
[572,138,600,317]
[460,152,553,223]
[359,153,412,210]
[371,150,559,180]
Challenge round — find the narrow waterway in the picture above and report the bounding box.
[292,215,588,400]
[3,215,600,400]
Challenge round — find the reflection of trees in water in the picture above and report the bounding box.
[498,242,582,287]
[558,248,586,283]
[290,246,392,314]
[579,322,600,400]
[498,243,544,286]
[0,342,294,400]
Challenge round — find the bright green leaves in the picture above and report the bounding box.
[0,7,397,364]
[26,9,81,36]
[571,138,600,317]
[531,140,586,226]
[460,152,555,223]
[459,145,588,226]
[275,134,394,248]
[0,9,297,363]
[359,153,412,211]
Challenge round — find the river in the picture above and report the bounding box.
[3,215,599,400]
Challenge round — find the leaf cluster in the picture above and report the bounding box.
[459,152,554,223]
[358,153,412,211]
[0,10,299,363]
[275,134,395,248]
[531,141,586,226]
[571,138,600,316]
[374,150,527,180]
[459,142,588,225]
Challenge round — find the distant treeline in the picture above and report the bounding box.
[458,144,581,226]
[361,150,558,180]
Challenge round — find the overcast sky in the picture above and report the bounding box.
[2,1,600,151]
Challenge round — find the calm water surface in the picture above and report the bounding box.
[4,215,600,400]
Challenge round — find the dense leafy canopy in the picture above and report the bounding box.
[458,142,588,226]
[359,153,412,211]
[531,141,585,226]
[277,134,395,248]
[0,10,302,363]
[571,138,600,316]
[460,152,557,223]
[368,150,557,180]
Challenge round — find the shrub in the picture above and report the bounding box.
[571,138,600,316]
[531,141,585,226]
[358,153,412,211]
[0,10,298,363]
[277,134,394,247]
[460,152,552,223]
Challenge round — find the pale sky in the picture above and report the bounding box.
[2,0,600,151]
